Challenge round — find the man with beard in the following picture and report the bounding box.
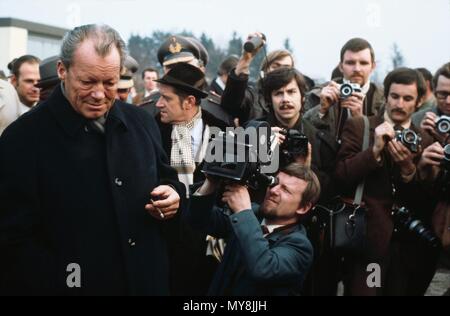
[335,67,434,295]
[304,38,384,142]
[187,164,320,296]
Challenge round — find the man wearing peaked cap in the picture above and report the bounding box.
[157,35,201,71]
[116,55,139,102]
[187,37,209,73]
[141,35,233,127]
[154,62,227,295]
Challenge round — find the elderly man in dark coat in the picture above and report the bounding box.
[0,24,185,296]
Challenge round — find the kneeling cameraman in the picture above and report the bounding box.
[187,164,321,296]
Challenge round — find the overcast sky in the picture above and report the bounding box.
[1,0,449,80]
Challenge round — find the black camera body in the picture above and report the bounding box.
[435,115,450,134]
[201,121,277,191]
[280,129,309,165]
[392,206,440,248]
[395,129,421,153]
[340,83,362,99]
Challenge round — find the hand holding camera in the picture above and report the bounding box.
[221,184,252,214]
[319,82,364,116]
[319,81,341,114]
[420,112,450,143]
[386,135,418,178]
[340,83,364,117]
[235,32,266,76]
[373,122,396,161]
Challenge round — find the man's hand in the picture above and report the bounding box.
[420,112,438,134]
[195,177,220,196]
[387,140,417,177]
[341,92,365,117]
[235,33,265,76]
[373,122,396,161]
[418,142,444,181]
[420,112,448,144]
[222,184,252,214]
[319,81,340,115]
[272,127,286,145]
[145,185,180,220]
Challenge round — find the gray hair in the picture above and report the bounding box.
[60,24,127,69]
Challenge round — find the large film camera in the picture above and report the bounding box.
[394,128,422,153]
[392,206,440,248]
[435,115,450,134]
[202,120,277,191]
[279,129,309,166]
[340,83,362,99]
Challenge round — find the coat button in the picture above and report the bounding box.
[128,239,136,247]
[115,178,123,187]
[84,126,89,132]
[232,218,238,224]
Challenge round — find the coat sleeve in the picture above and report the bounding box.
[220,69,256,124]
[0,120,57,294]
[335,117,382,189]
[186,190,232,239]
[139,110,188,214]
[230,210,313,285]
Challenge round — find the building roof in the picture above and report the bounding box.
[0,17,68,38]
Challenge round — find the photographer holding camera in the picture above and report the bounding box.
[418,141,450,250]
[260,67,337,202]
[413,62,450,146]
[335,67,434,295]
[304,38,384,142]
[187,164,320,296]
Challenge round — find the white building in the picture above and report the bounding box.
[0,17,68,75]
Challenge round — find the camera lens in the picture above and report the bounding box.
[403,130,417,144]
[438,120,450,133]
[340,84,353,98]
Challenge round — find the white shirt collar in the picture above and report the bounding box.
[384,111,412,129]
[261,219,285,236]
[215,77,226,91]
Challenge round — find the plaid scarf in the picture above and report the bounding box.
[170,108,203,196]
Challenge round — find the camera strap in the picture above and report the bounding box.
[354,116,370,206]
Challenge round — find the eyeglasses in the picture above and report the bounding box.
[435,91,450,100]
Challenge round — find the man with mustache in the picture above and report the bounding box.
[304,38,384,142]
[335,67,435,295]
[220,32,299,125]
[187,164,320,296]
[261,68,337,202]
[0,24,185,295]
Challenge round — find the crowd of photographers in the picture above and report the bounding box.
[0,26,449,296]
